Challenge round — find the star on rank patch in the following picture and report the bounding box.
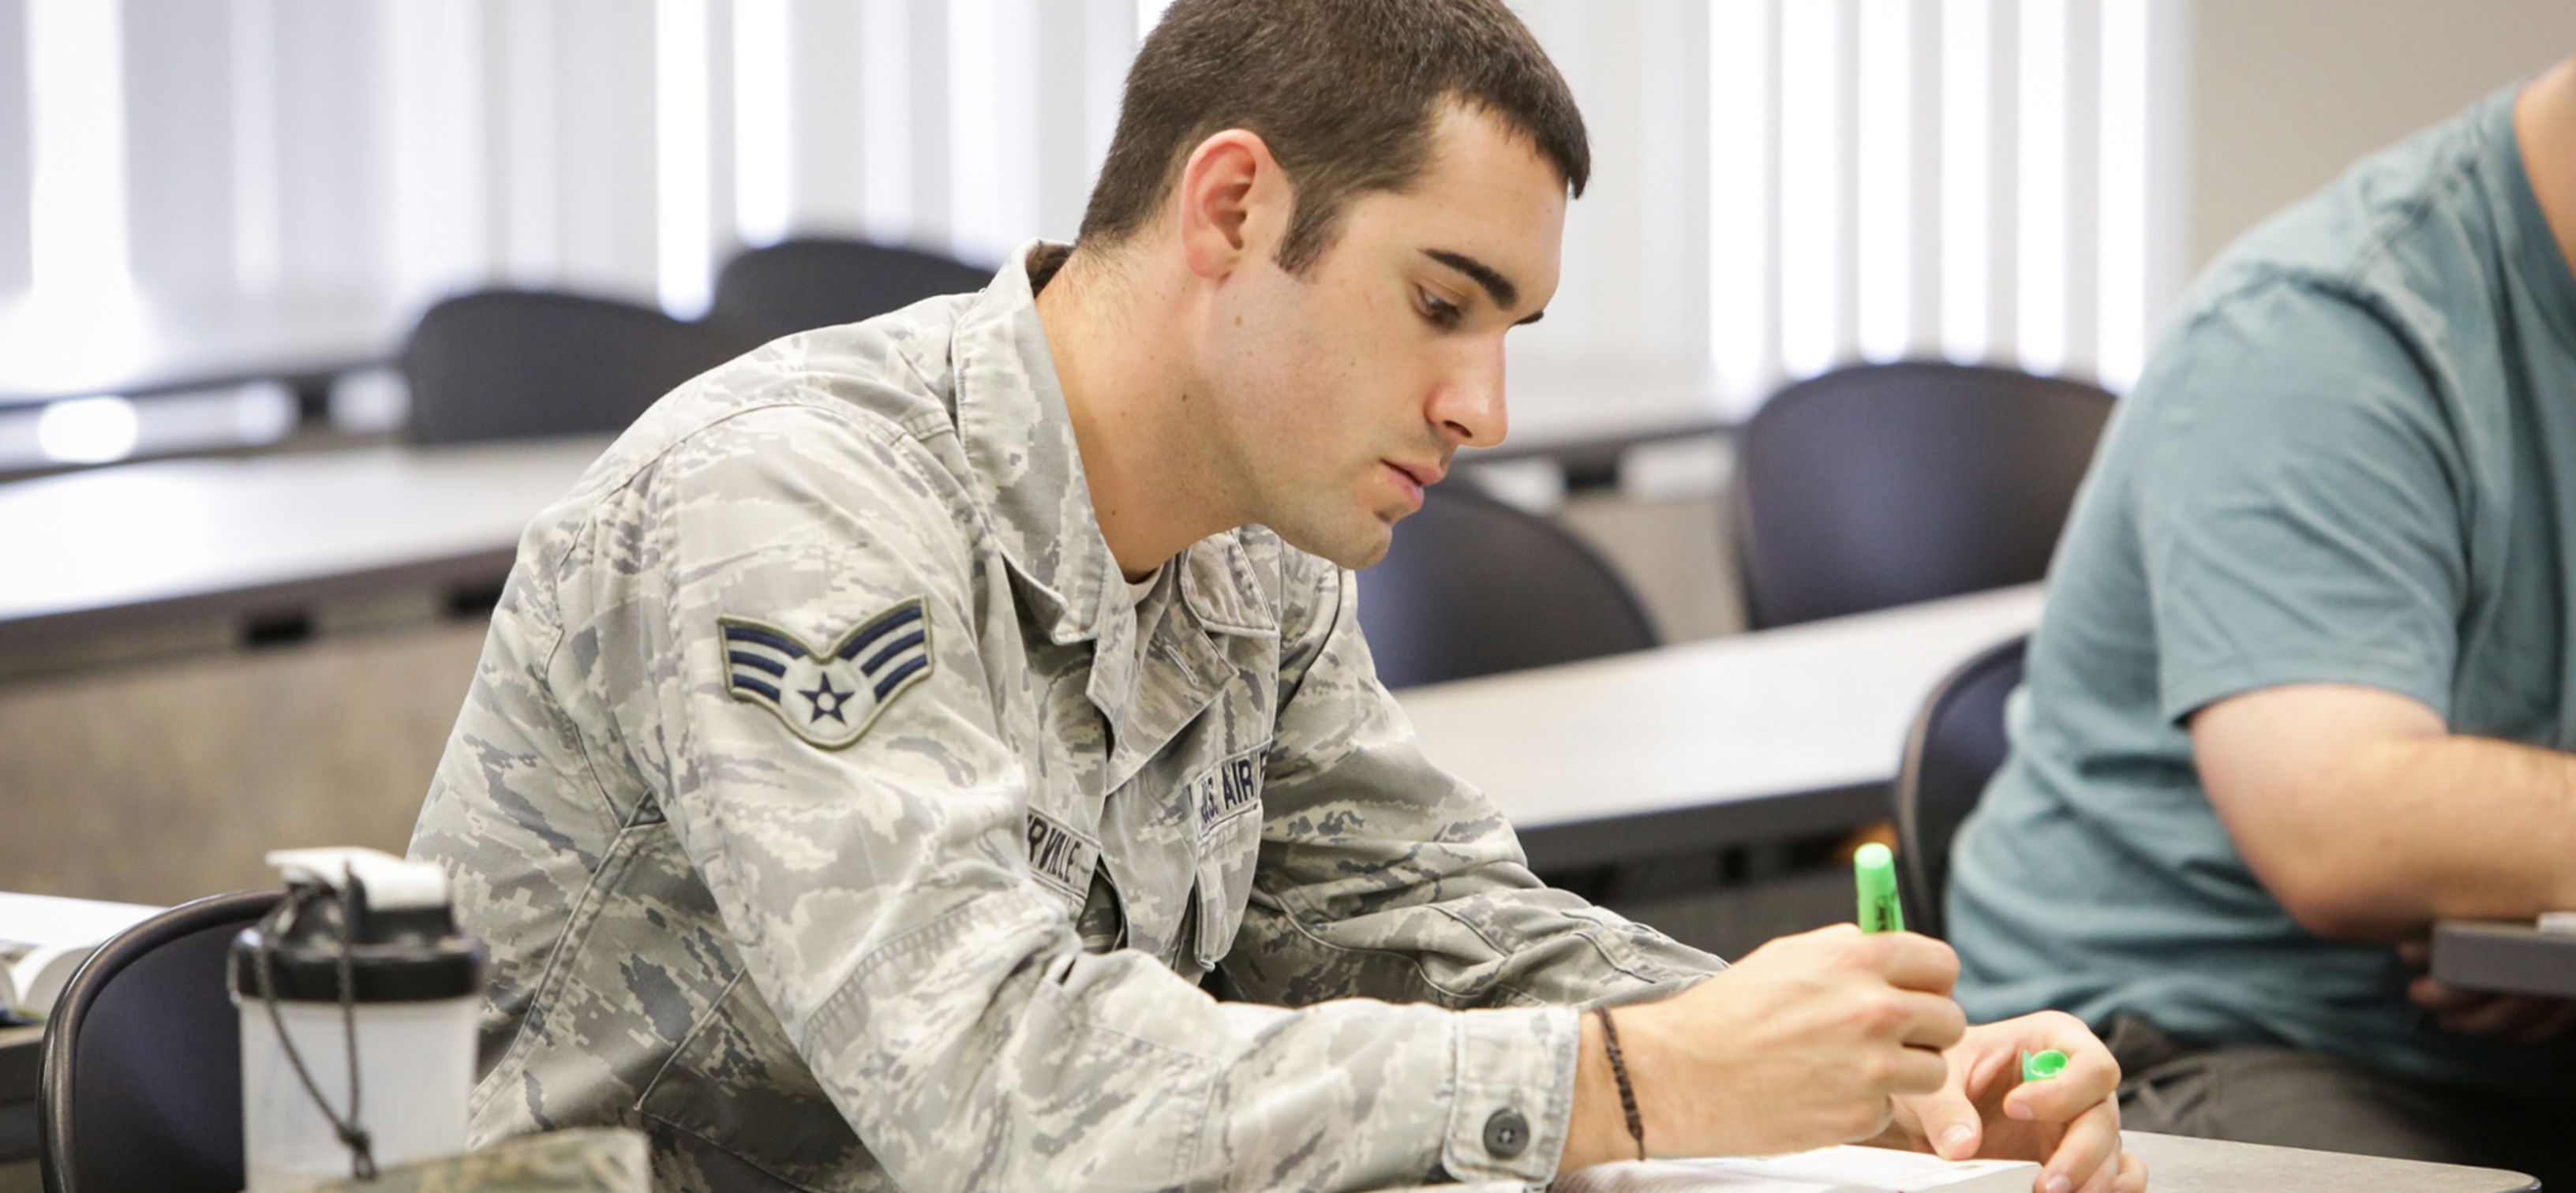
[717,598,933,748]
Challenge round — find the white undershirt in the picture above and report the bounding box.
[1126,565,1163,605]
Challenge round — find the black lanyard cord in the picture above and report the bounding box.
[253,881,379,1182]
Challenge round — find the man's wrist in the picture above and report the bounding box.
[1563,1008,1628,1170]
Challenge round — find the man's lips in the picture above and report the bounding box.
[1385,460,1444,488]
[1383,460,1443,507]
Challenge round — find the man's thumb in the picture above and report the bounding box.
[1916,1094,1982,1160]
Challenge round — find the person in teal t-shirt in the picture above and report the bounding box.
[1949,58,2576,1184]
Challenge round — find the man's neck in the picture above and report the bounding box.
[2516,57,2576,280]
[1034,244,1242,582]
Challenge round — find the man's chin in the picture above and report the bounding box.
[1268,512,1395,570]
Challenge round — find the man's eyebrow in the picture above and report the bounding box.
[1421,249,1519,311]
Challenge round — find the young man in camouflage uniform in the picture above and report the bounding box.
[411,2,2146,1190]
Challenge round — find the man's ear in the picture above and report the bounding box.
[1176,129,1287,281]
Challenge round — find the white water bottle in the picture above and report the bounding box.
[230,847,488,1193]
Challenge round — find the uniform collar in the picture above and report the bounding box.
[952,241,1278,646]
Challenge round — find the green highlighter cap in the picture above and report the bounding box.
[1854,843,1903,933]
[2020,1048,2069,1082]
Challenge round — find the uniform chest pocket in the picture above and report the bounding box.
[1185,745,1267,970]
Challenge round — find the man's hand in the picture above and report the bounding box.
[1565,925,1966,1167]
[2397,940,2576,1042]
[1875,1012,2147,1193]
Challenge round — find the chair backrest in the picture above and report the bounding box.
[708,238,991,343]
[41,888,283,1193]
[403,290,757,446]
[1891,635,2027,940]
[1355,484,1659,689]
[1732,362,2113,629]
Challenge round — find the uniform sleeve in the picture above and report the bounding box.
[1223,554,1725,1020]
[587,402,1600,1192]
[2132,280,2471,723]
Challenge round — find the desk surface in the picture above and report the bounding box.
[2430,919,2576,1000]
[0,293,404,407]
[1397,585,2045,870]
[0,437,606,647]
[2124,1131,2533,1193]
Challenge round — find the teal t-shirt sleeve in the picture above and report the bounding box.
[2136,280,2469,725]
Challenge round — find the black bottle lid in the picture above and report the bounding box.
[229,877,487,1004]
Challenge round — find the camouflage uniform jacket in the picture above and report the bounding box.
[411,242,1722,1193]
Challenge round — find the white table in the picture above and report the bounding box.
[1396,585,2046,870]
[0,293,405,408]
[0,438,606,652]
[2124,1132,2530,1193]
[2431,919,2576,1000]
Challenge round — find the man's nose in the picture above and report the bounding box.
[1429,344,1508,449]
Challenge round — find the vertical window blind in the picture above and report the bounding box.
[0,0,2187,466]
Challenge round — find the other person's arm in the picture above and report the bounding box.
[2195,685,2576,1041]
[2194,683,2576,941]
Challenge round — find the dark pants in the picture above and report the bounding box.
[2105,1016,2576,1191]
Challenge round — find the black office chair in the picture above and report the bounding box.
[403,290,758,445]
[1732,362,2113,629]
[1890,634,2027,940]
[707,238,992,343]
[41,888,282,1193]
[1355,484,1659,689]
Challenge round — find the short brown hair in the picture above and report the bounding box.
[1078,0,1589,275]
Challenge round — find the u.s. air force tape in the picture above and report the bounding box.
[718,597,932,748]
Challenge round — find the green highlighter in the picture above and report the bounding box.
[1854,843,1903,933]
[1852,843,2065,1083]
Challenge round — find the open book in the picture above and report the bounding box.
[0,892,163,1021]
[1554,1146,2041,1193]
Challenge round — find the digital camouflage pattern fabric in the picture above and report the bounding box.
[307,1128,650,1193]
[410,242,1723,1192]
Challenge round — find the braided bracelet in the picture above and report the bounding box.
[1593,1006,1646,1161]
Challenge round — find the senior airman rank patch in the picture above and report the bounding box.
[718,598,932,749]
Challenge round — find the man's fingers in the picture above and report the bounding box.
[2037,1097,2123,1193]
[2407,977,2490,1013]
[2436,993,2576,1040]
[1906,1085,1984,1159]
[1893,1044,1953,1095]
[1892,990,1971,1050]
[2001,1041,2119,1124]
[1859,931,1963,996]
[2111,1151,2149,1193]
[2436,995,2534,1036]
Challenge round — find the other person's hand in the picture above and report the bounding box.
[1874,1012,2147,1193]
[2398,940,2576,1042]
[1571,925,1964,1165]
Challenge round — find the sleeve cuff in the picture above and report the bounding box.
[1440,1004,1582,1186]
[2159,649,2453,726]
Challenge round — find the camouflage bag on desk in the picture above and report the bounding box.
[302,1128,647,1193]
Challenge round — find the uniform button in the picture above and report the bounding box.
[1482,1108,1530,1159]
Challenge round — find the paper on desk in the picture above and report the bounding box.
[0,891,163,1019]
[1553,1145,2039,1193]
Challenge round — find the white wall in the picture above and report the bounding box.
[2189,0,2576,270]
